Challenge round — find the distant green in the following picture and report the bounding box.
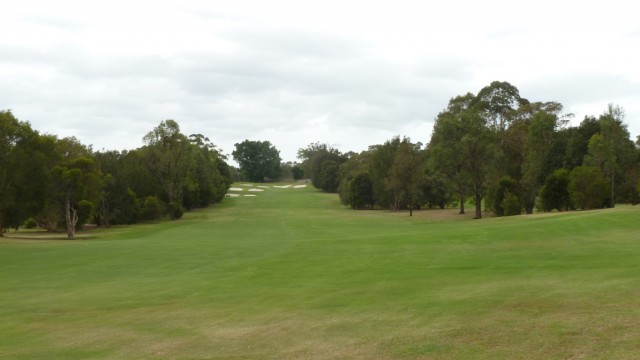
[1,185,639,359]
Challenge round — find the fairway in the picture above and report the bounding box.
[1,185,640,359]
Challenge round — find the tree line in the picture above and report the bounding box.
[294,82,640,218]
[3,80,639,238]
[0,115,232,239]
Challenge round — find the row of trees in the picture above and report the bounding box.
[299,82,640,217]
[0,114,232,239]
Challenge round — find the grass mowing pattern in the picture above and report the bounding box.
[1,185,639,359]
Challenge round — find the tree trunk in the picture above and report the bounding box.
[459,195,465,215]
[610,173,615,208]
[474,194,482,219]
[409,206,413,216]
[65,198,76,240]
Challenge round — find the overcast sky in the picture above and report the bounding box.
[2,0,639,162]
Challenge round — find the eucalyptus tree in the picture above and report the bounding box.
[385,140,425,215]
[427,93,474,214]
[429,91,496,219]
[583,105,635,207]
[519,102,567,213]
[297,142,346,192]
[143,120,193,218]
[49,137,101,239]
[233,140,282,182]
[0,111,47,234]
[185,134,231,208]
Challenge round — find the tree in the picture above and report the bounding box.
[49,137,101,239]
[385,140,424,215]
[291,164,304,180]
[493,176,520,216]
[461,109,496,219]
[233,140,282,182]
[583,105,634,207]
[298,143,346,192]
[569,166,608,210]
[369,136,406,209]
[338,150,372,206]
[520,109,562,213]
[472,81,529,132]
[540,169,571,212]
[143,120,193,218]
[0,111,47,235]
[428,93,475,215]
[349,172,374,209]
[184,134,231,208]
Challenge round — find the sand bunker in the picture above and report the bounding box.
[248,188,264,192]
[225,193,240,197]
[229,187,243,191]
[273,185,292,189]
[257,185,269,188]
[293,185,307,188]
[243,194,257,197]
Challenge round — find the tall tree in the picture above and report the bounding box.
[583,105,634,207]
[233,140,281,182]
[49,137,101,239]
[143,120,193,218]
[385,140,425,215]
[427,93,475,215]
[461,109,496,219]
[520,108,562,213]
[185,134,231,208]
[473,81,529,132]
[297,143,346,191]
[0,111,47,235]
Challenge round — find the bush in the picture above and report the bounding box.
[569,166,608,210]
[167,202,184,220]
[23,218,38,229]
[142,196,165,220]
[540,169,571,212]
[349,172,374,209]
[493,176,519,216]
[502,192,522,216]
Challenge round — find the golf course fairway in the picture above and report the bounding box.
[1,184,639,359]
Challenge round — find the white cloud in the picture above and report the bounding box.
[1,0,639,162]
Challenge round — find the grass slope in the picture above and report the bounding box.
[1,185,639,359]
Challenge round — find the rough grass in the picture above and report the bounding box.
[1,185,639,359]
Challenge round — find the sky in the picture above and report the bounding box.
[2,0,639,162]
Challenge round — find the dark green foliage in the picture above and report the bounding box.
[233,140,282,182]
[540,169,571,212]
[369,137,404,208]
[386,140,425,215]
[167,202,184,220]
[298,143,347,192]
[421,173,451,209]
[0,111,48,235]
[501,192,522,216]
[349,173,374,209]
[48,139,102,239]
[493,176,520,216]
[142,196,165,221]
[292,164,304,180]
[569,166,608,210]
[143,120,193,205]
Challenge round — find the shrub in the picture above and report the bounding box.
[142,196,165,220]
[540,169,571,212]
[167,202,184,220]
[569,166,608,210]
[502,192,522,216]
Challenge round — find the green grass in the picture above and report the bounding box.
[1,185,639,359]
